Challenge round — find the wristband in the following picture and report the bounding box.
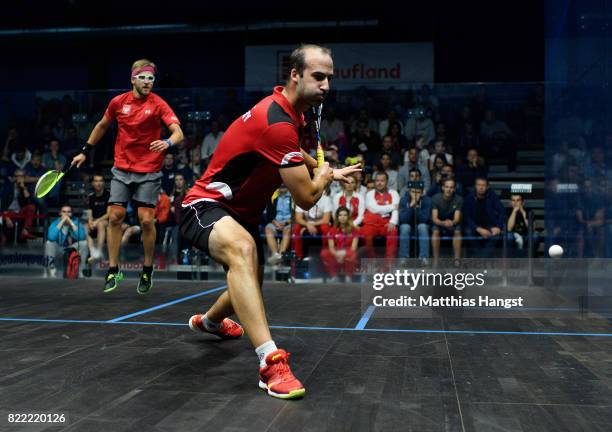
[80,144,94,155]
[164,138,173,148]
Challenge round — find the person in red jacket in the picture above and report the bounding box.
[72,59,184,294]
[320,206,359,282]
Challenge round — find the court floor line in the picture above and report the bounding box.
[354,305,376,329]
[1,317,611,337]
[106,284,227,323]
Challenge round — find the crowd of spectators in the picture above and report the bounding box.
[0,83,558,278]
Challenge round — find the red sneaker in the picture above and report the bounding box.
[188,314,244,340]
[259,349,305,399]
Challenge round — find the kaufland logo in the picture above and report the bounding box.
[277,51,401,82]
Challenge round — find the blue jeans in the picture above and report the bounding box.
[399,223,430,258]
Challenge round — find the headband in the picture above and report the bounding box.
[131,65,156,76]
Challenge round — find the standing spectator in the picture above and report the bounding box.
[398,185,431,263]
[264,184,293,265]
[462,177,505,258]
[86,174,110,261]
[431,179,463,266]
[292,194,332,260]
[332,175,364,227]
[42,139,67,171]
[1,169,37,241]
[168,173,188,262]
[44,205,87,278]
[155,190,172,236]
[320,206,359,282]
[200,120,224,171]
[362,172,400,258]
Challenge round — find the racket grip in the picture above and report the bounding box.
[316,144,325,167]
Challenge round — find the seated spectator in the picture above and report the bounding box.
[169,173,189,262]
[428,140,453,171]
[161,153,178,195]
[455,148,488,192]
[428,164,463,197]
[379,109,402,138]
[387,121,410,152]
[320,107,347,155]
[431,179,463,266]
[414,134,431,168]
[320,206,359,282]
[373,153,399,191]
[399,147,430,193]
[265,184,293,265]
[462,177,505,258]
[456,122,481,157]
[62,126,81,156]
[507,193,529,255]
[42,139,67,171]
[362,172,400,258]
[292,193,332,260]
[1,169,37,241]
[86,174,110,261]
[350,108,378,135]
[44,205,88,278]
[404,107,435,144]
[200,120,224,172]
[332,174,364,226]
[398,185,432,263]
[576,179,605,257]
[376,135,402,168]
[349,120,381,168]
[10,145,32,171]
[174,148,195,185]
[352,169,368,196]
[121,202,142,246]
[480,109,511,141]
[24,153,48,210]
[2,128,19,162]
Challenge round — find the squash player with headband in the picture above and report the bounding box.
[72,59,184,294]
[180,44,360,399]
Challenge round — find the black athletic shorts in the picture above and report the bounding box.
[179,201,264,265]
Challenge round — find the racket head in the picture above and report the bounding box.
[34,170,64,198]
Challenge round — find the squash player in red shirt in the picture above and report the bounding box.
[181,45,360,399]
[72,59,184,294]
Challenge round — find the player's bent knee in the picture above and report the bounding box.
[228,239,257,265]
[108,205,126,225]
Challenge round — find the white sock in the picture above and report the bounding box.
[255,340,278,368]
[203,314,222,332]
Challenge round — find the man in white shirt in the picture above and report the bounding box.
[291,193,332,259]
[200,120,224,170]
[362,172,400,258]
